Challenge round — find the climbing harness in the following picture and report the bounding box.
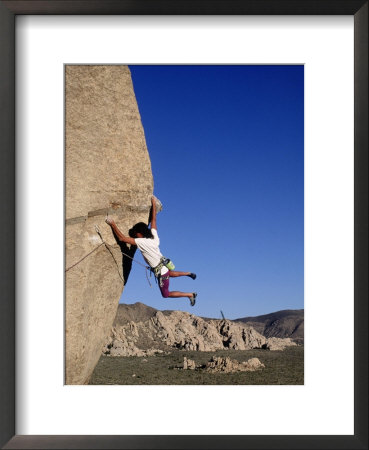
[151,257,175,278]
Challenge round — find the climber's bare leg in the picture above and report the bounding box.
[160,274,197,306]
[168,291,193,299]
[168,271,191,278]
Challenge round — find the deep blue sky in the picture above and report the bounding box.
[120,65,304,319]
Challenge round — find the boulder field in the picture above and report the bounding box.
[103,310,297,357]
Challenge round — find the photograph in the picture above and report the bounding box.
[1,1,367,447]
[65,64,304,386]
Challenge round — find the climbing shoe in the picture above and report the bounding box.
[189,273,197,280]
[190,292,197,307]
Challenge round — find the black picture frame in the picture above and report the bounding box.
[0,1,367,449]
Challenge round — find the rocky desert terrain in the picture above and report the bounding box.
[90,303,304,385]
[102,303,301,357]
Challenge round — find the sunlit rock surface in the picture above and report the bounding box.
[65,65,153,384]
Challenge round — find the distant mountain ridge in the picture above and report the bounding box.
[114,302,158,326]
[236,309,304,344]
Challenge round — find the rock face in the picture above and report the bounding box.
[65,65,153,384]
[103,310,297,357]
[183,357,196,370]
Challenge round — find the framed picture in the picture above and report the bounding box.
[0,1,367,449]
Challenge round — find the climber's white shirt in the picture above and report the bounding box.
[135,228,169,275]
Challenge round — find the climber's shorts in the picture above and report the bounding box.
[159,271,170,298]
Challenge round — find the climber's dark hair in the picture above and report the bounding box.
[129,222,154,239]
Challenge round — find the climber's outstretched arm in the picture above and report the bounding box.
[105,218,136,246]
[150,196,157,230]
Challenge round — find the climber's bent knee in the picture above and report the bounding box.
[159,273,170,298]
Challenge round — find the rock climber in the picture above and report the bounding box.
[105,196,197,306]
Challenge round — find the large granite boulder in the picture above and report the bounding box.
[65,65,153,384]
